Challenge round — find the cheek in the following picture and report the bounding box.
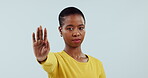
[63,32,71,38]
[82,31,86,37]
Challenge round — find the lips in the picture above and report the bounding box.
[72,39,81,43]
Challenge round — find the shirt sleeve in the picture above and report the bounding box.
[99,62,106,78]
[40,52,57,74]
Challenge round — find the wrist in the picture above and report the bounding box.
[37,56,47,62]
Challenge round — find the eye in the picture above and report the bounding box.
[67,27,73,30]
[79,27,85,30]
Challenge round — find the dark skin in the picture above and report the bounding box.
[32,26,50,61]
[32,14,88,62]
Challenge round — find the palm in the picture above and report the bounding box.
[32,26,50,61]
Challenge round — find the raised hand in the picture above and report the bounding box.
[32,26,50,62]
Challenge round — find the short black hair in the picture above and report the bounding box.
[58,7,85,26]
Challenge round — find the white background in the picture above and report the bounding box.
[0,0,148,78]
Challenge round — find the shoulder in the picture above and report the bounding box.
[87,55,105,70]
[48,51,62,55]
[48,51,64,58]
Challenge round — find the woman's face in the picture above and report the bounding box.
[59,14,85,48]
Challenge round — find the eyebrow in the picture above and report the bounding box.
[78,24,85,26]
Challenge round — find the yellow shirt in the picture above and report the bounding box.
[40,51,106,78]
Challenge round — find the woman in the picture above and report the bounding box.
[32,7,106,78]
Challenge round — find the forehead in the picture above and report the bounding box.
[62,14,85,26]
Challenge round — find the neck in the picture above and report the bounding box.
[64,45,84,58]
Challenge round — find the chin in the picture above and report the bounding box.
[71,44,81,48]
[65,41,82,48]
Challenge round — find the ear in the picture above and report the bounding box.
[58,26,62,36]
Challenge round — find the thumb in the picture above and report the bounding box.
[41,46,47,55]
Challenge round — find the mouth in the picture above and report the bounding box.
[72,39,81,43]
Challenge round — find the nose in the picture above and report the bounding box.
[72,29,80,37]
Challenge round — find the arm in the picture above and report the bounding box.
[32,26,57,73]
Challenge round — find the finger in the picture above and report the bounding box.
[37,27,40,40]
[46,40,50,49]
[41,46,47,55]
[41,46,49,55]
[44,28,47,41]
[39,26,43,40]
[32,32,36,43]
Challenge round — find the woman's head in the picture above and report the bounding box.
[59,7,86,27]
[58,7,86,48]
